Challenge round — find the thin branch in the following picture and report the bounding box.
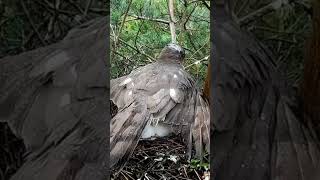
[20,0,47,46]
[37,0,76,16]
[239,0,289,26]
[201,0,210,10]
[236,0,250,16]
[115,0,133,46]
[253,26,302,35]
[66,0,85,14]
[127,15,170,24]
[185,4,197,28]
[111,34,155,62]
[111,49,130,61]
[88,8,108,13]
[84,0,93,17]
[168,0,177,43]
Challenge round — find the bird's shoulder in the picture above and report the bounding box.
[129,62,194,88]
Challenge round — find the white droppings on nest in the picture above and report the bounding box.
[204,171,210,180]
[168,155,178,163]
[154,157,163,162]
[173,74,178,78]
[128,90,132,96]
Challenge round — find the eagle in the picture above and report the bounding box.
[110,43,210,171]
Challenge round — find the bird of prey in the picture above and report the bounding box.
[110,43,210,170]
[0,17,109,180]
[211,1,320,180]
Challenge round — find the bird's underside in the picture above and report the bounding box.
[110,45,210,171]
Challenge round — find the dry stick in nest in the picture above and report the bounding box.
[115,136,207,180]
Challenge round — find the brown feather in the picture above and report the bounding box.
[110,44,210,171]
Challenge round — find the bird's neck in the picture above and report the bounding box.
[157,57,182,65]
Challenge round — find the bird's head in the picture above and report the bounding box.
[158,43,185,63]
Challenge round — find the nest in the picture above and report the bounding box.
[111,135,209,180]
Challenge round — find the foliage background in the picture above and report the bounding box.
[110,0,210,87]
[110,0,312,87]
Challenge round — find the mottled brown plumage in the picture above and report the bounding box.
[110,43,210,171]
[0,17,109,180]
[211,1,320,180]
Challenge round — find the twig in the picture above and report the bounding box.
[127,15,170,24]
[134,20,142,52]
[194,169,202,180]
[236,0,250,16]
[0,18,8,27]
[84,0,93,17]
[37,0,76,16]
[20,0,47,46]
[111,34,155,62]
[67,0,85,14]
[112,50,129,60]
[200,0,210,10]
[115,0,133,46]
[253,26,302,35]
[89,8,108,13]
[239,0,289,26]
[265,37,297,44]
[23,20,48,47]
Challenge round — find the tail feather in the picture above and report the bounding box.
[110,102,150,171]
[192,93,210,159]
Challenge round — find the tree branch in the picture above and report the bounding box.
[20,0,47,46]
[115,0,133,46]
[201,0,210,10]
[127,15,170,24]
[168,0,177,43]
[239,0,290,26]
[111,34,155,62]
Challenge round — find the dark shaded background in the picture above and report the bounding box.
[0,1,107,179]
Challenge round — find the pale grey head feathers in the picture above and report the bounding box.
[158,43,185,63]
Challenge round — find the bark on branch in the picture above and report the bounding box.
[168,0,177,43]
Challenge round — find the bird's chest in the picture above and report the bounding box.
[141,122,173,139]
